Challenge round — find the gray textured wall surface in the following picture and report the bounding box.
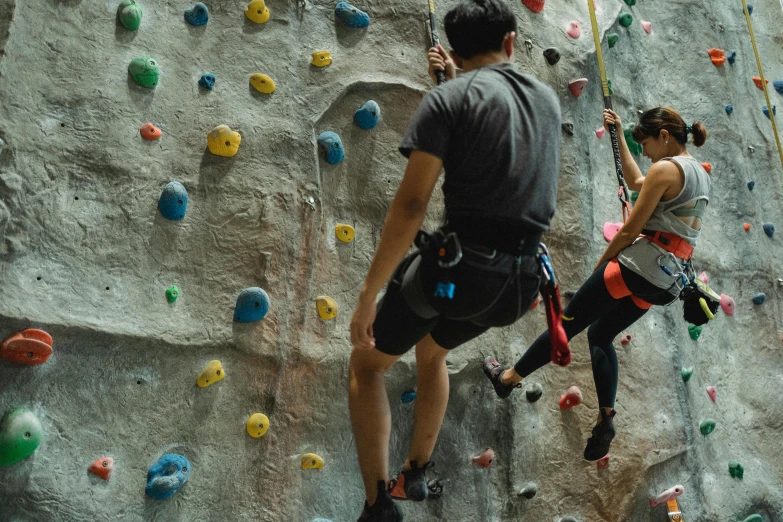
[1,0,782,521]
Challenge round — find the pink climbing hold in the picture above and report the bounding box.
[720,294,735,316]
[597,455,610,469]
[567,21,581,39]
[595,127,605,139]
[569,78,588,98]
[88,457,114,480]
[698,271,709,285]
[472,448,494,468]
[559,385,582,410]
[603,222,622,242]
[706,385,717,402]
[641,20,652,33]
[650,485,684,508]
[620,334,631,345]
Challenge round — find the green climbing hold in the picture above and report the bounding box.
[739,516,762,522]
[623,0,636,5]
[688,324,702,340]
[166,286,179,303]
[681,367,694,382]
[607,33,619,48]
[630,190,639,203]
[699,419,716,436]
[624,129,642,155]
[0,407,43,467]
[607,79,614,96]
[117,0,143,31]
[618,13,633,28]
[728,460,744,479]
[128,57,160,88]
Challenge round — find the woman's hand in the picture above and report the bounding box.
[603,109,623,134]
[350,292,377,350]
[428,45,457,85]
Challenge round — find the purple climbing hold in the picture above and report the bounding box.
[762,105,776,119]
[727,49,737,65]
[747,180,755,190]
[774,80,783,95]
[763,222,775,238]
[752,292,766,305]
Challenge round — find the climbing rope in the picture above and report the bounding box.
[741,0,783,170]
[587,0,631,222]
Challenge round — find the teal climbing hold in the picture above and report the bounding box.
[607,33,619,48]
[699,419,716,436]
[117,0,143,31]
[745,4,754,15]
[727,49,737,65]
[317,131,345,164]
[624,129,642,155]
[623,0,636,5]
[184,3,209,26]
[747,180,755,190]
[354,100,381,130]
[166,286,179,303]
[335,2,370,28]
[401,390,416,404]
[0,407,43,467]
[681,367,694,382]
[688,324,702,340]
[762,222,775,237]
[762,105,776,119]
[739,516,762,522]
[726,105,734,116]
[774,80,783,94]
[146,454,191,499]
[618,13,633,28]
[729,460,744,479]
[234,287,270,322]
[128,57,160,88]
[158,181,188,221]
[752,292,766,305]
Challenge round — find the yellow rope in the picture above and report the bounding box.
[587,0,611,97]
[741,0,783,170]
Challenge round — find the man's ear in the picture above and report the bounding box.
[449,50,464,70]
[503,31,516,58]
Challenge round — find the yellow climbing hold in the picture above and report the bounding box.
[250,73,276,94]
[311,50,333,67]
[197,360,226,388]
[301,453,324,469]
[335,224,355,243]
[207,125,241,157]
[315,296,338,320]
[246,413,270,438]
[245,0,270,23]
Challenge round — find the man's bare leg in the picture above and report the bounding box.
[349,346,401,504]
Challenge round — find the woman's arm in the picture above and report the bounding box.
[603,109,645,191]
[593,161,680,270]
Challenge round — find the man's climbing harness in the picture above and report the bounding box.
[538,244,571,366]
[741,0,783,170]
[587,0,630,221]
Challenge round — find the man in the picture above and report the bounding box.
[348,0,562,520]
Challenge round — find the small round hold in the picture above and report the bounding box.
[158,181,188,221]
[699,418,716,436]
[301,453,325,469]
[744,223,751,232]
[140,123,162,140]
[88,457,114,480]
[335,1,370,28]
[245,0,270,23]
[525,383,543,403]
[354,100,381,130]
[315,296,338,320]
[559,385,582,410]
[234,287,271,322]
[763,222,775,238]
[752,292,766,305]
[518,482,537,499]
[312,50,333,67]
[618,13,633,28]
[117,0,143,31]
[250,73,276,94]
[543,47,560,65]
[246,413,270,438]
[745,3,754,15]
[207,125,242,157]
[620,334,631,345]
[335,223,355,243]
[747,180,755,190]
[184,2,209,26]
[725,104,734,116]
[607,33,619,48]
[128,56,160,88]
[567,21,581,38]
[166,286,179,303]
[198,73,215,90]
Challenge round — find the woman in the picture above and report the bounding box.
[482,107,710,460]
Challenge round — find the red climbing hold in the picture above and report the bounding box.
[472,448,494,468]
[753,76,769,90]
[620,334,631,345]
[559,385,582,410]
[720,294,735,315]
[522,0,544,14]
[744,223,751,232]
[597,455,610,469]
[603,222,622,242]
[701,162,712,174]
[1,329,53,365]
[708,49,726,67]
[89,457,114,480]
[706,386,717,402]
[140,123,162,140]
[569,78,588,98]
[595,127,606,139]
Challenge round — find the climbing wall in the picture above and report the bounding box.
[1,0,782,520]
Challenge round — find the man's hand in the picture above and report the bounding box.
[428,45,456,85]
[350,292,377,350]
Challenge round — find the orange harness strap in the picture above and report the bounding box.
[642,231,694,260]
[603,259,654,310]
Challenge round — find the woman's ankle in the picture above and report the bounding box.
[501,368,521,386]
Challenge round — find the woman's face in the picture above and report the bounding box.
[640,131,669,162]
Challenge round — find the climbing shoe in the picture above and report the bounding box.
[389,461,434,501]
[584,409,617,461]
[358,480,403,522]
[482,356,521,399]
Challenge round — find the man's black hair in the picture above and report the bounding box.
[444,0,517,60]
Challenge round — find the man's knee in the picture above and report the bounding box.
[415,335,450,366]
[349,347,398,379]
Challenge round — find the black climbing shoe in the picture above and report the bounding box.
[389,460,434,502]
[482,356,521,399]
[358,481,403,522]
[583,409,617,461]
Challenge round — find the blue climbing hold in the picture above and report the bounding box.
[763,105,776,119]
[145,454,191,500]
[773,80,783,95]
[234,287,271,323]
[158,181,188,221]
[747,3,753,15]
[317,131,345,164]
[401,390,416,404]
[335,1,370,28]
[354,100,381,130]
[752,292,766,305]
[725,105,734,116]
[184,2,209,26]
[747,180,755,190]
[434,282,455,299]
[763,222,775,238]
[198,73,215,90]
[727,49,737,65]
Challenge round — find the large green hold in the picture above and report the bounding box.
[699,419,716,436]
[624,129,642,155]
[618,13,634,28]
[607,33,619,48]
[117,0,143,31]
[0,407,43,467]
[128,57,160,88]
[728,460,744,479]
[688,324,702,340]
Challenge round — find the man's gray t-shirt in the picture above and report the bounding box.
[399,62,561,233]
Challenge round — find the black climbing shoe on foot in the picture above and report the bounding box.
[482,356,521,399]
[584,409,616,461]
[358,481,403,522]
[389,460,434,501]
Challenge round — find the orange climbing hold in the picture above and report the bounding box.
[753,76,769,90]
[88,457,114,480]
[1,329,53,365]
[744,223,751,232]
[140,123,162,140]
[522,0,544,13]
[701,162,712,173]
[559,385,582,410]
[708,49,726,67]
[472,448,494,468]
[597,455,610,469]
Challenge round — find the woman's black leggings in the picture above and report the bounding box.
[512,260,677,408]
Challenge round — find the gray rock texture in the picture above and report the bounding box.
[1,0,782,521]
